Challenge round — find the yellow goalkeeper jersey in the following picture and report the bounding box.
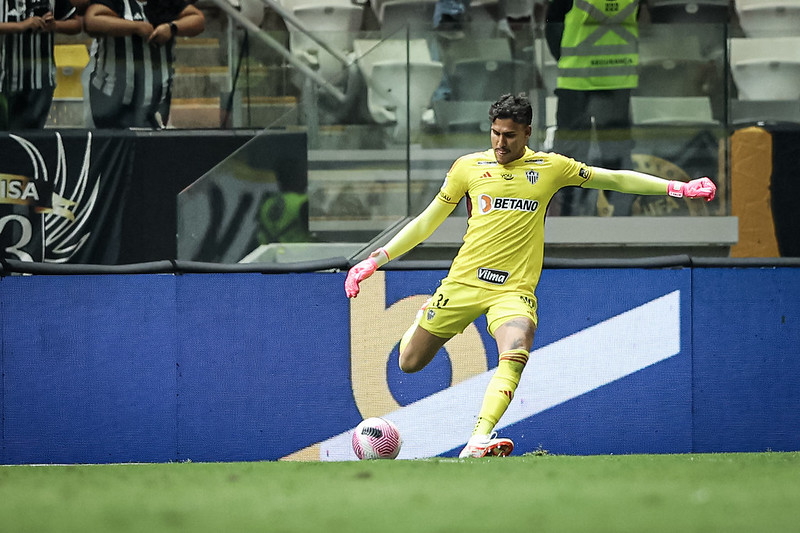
[437,147,592,293]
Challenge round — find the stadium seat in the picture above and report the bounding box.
[735,0,800,38]
[636,25,708,96]
[729,37,800,100]
[279,0,357,9]
[353,39,444,140]
[53,44,90,99]
[501,0,535,19]
[631,96,718,126]
[730,99,800,125]
[438,37,512,66]
[448,58,532,101]
[468,0,502,26]
[636,28,708,97]
[431,100,493,131]
[366,61,444,139]
[376,0,437,37]
[646,0,731,23]
[353,38,436,79]
[282,1,364,82]
[436,37,533,100]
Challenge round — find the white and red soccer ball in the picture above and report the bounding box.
[352,417,402,460]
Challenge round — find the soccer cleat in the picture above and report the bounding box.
[459,433,514,458]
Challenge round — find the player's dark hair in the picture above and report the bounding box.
[489,93,533,126]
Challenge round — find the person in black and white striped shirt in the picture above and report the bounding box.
[84,0,204,129]
[0,0,82,129]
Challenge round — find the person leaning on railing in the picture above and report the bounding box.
[0,0,82,130]
[83,0,204,129]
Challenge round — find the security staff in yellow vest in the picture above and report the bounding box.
[545,0,640,216]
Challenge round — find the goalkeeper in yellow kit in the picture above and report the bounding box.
[345,93,716,458]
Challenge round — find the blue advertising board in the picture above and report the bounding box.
[692,267,800,452]
[0,266,797,464]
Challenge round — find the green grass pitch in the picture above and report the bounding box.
[1,452,798,532]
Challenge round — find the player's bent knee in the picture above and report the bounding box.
[399,347,436,373]
[398,351,423,373]
[399,327,447,373]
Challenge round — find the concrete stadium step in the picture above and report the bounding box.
[172,64,293,99]
[169,95,299,129]
[46,99,85,128]
[168,97,223,128]
[172,66,230,99]
[173,37,225,68]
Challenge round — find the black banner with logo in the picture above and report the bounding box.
[0,130,255,264]
[0,130,134,263]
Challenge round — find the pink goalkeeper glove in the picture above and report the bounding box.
[344,248,390,298]
[667,177,716,202]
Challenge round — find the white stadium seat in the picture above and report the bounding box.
[646,0,730,22]
[631,96,718,126]
[376,0,437,37]
[729,37,800,100]
[282,1,364,82]
[735,0,800,38]
[730,99,800,125]
[353,39,444,140]
[636,28,708,97]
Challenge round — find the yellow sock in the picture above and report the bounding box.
[472,349,529,436]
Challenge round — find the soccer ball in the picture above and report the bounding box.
[352,417,402,460]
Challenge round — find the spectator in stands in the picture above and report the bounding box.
[545,0,640,216]
[0,0,82,130]
[83,0,204,129]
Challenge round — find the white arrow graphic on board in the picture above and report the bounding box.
[319,290,682,461]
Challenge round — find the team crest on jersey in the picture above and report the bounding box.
[426,309,436,321]
[526,170,539,184]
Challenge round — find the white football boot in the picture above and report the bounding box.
[459,433,514,458]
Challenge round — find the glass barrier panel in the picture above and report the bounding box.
[33,8,777,263]
[535,21,730,218]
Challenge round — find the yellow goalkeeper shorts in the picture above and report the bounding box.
[419,278,538,339]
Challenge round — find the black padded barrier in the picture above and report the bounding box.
[3,256,799,277]
[378,255,800,270]
[0,257,351,276]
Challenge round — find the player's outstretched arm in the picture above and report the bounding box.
[344,198,456,298]
[585,168,716,202]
